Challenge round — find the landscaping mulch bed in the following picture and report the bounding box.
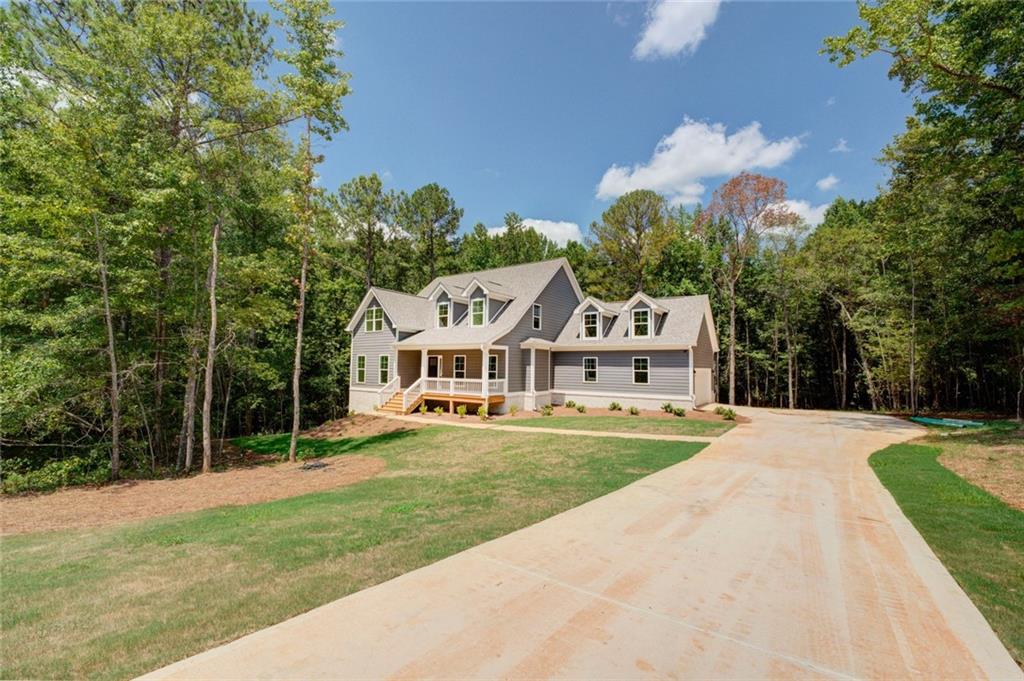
[0,455,386,536]
[411,404,746,425]
[304,413,421,438]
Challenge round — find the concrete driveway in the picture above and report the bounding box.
[143,408,1021,680]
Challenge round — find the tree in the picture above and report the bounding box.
[400,183,462,286]
[334,174,396,287]
[591,190,673,298]
[699,172,795,405]
[272,0,351,464]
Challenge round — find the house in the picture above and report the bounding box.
[345,258,718,414]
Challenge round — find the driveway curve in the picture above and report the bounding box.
[142,408,1021,680]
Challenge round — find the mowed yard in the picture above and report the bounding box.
[512,414,735,437]
[870,421,1024,666]
[1,425,705,680]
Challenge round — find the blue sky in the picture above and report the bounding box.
[291,1,912,244]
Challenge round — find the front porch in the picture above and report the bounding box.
[378,347,509,414]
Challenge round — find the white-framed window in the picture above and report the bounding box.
[532,303,542,330]
[488,354,498,380]
[364,306,384,332]
[632,356,649,384]
[378,355,390,384]
[582,311,599,339]
[470,298,485,327]
[355,355,366,383]
[436,301,450,328]
[632,308,650,338]
[583,356,598,383]
[454,355,466,379]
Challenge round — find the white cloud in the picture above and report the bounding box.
[816,174,839,191]
[633,0,721,60]
[825,96,836,107]
[830,137,851,153]
[488,218,584,246]
[782,199,831,227]
[596,117,803,205]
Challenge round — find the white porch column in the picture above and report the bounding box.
[420,349,427,383]
[481,343,490,399]
[527,347,536,411]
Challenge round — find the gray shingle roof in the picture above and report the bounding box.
[553,294,712,347]
[394,259,574,346]
[368,287,435,331]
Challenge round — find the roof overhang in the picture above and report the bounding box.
[520,338,557,350]
[623,291,668,315]
[427,282,469,304]
[345,289,387,333]
[547,343,692,352]
[573,296,617,317]
[461,277,515,301]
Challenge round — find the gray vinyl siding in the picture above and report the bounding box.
[350,295,397,387]
[397,349,420,388]
[498,267,580,392]
[535,349,550,391]
[694,317,715,369]
[489,297,505,322]
[552,350,690,396]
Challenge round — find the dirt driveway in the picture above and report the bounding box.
[142,408,1022,680]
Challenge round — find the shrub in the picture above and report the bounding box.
[661,402,674,413]
[477,405,488,421]
[418,403,428,415]
[565,400,576,408]
[715,406,737,420]
[609,401,622,411]
[673,406,686,417]
[1,454,108,494]
[541,404,554,416]
[509,405,519,416]
[576,404,587,413]
[456,404,467,418]
[433,405,444,416]
[628,406,640,415]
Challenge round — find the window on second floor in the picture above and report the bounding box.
[470,298,485,327]
[532,303,542,330]
[632,308,650,338]
[364,307,384,332]
[436,301,450,328]
[582,311,599,338]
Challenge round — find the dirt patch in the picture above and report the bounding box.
[496,405,748,424]
[938,434,1024,511]
[304,413,421,439]
[0,456,386,536]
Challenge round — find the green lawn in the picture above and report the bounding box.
[870,429,1024,666]
[511,414,734,436]
[0,426,704,680]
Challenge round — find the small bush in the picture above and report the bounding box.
[434,405,444,415]
[628,406,640,415]
[673,406,686,417]
[456,404,467,419]
[477,405,488,421]
[418,403,428,415]
[541,404,554,416]
[576,404,587,413]
[1,454,108,494]
[609,401,622,411]
[565,400,576,408]
[661,402,673,413]
[509,404,519,416]
[715,406,737,420]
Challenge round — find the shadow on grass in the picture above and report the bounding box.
[233,429,420,460]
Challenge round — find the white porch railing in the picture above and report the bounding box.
[422,377,506,396]
[402,377,424,412]
[376,375,400,407]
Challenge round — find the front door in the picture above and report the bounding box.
[427,355,441,378]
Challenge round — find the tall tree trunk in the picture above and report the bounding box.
[177,339,200,472]
[94,216,121,480]
[841,326,848,409]
[909,266,917,414]
[201,216,222,474]
[289,119,313,463]
[786,325,794,409]
[153,239,171,463]
[727,279,737,405]
[218,366,233,459]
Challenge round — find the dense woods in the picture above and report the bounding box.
[1,0,1021,491]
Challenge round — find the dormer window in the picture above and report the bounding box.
[582,311,599,339]
[632,308,650,338]
[436,301,450,328]
[470,298,486,327]
[364,307,384,332]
